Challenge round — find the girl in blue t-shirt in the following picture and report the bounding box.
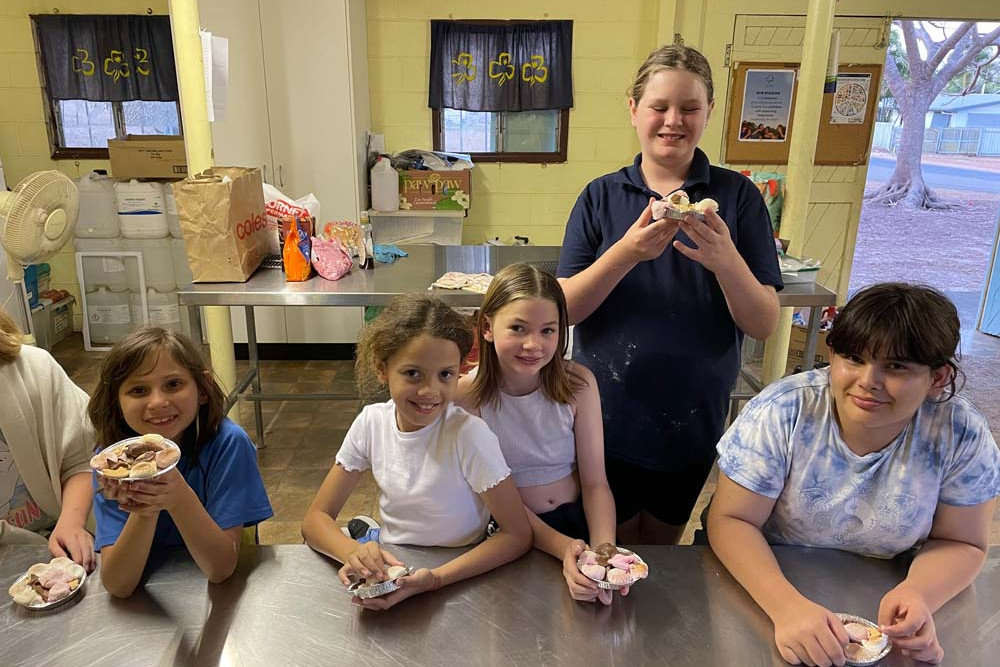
[456,263,620,605]
[709,284,1000,666]
[89,327,273,598]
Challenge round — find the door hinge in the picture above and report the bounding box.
[724,44,733,68]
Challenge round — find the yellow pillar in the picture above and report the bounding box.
[168,0,238,416]
[760,0,837,384]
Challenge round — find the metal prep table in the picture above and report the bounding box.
[2,543,996,666]
[178,246,835,445]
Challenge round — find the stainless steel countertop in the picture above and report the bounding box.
[1,544,994,666]
[177,245,836,308]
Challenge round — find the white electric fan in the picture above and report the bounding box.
[0,170,79,342]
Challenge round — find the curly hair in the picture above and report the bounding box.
[355,295,473,399]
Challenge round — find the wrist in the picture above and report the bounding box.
[609,238,640,268]
[428,568,444,591]
[168,480,198,513]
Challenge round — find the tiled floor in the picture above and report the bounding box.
[50,327,1000,546]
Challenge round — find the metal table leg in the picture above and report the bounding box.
[188,305,203,345]
[802,306,823,371]
[245,306,265,448]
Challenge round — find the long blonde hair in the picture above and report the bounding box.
[471,263,585,408]
[0,310,23,364]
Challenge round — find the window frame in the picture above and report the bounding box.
[432,107,569,164]
[43,97,183,161]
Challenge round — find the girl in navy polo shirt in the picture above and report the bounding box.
[556,44,783,544]
[90,328,273,598]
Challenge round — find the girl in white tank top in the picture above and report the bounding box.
[457,263,622,605]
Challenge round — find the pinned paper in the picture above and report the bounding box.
[200,30,229,122]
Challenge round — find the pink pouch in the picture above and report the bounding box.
[310,236,353,280]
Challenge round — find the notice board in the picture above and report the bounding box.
[724,61,882,166]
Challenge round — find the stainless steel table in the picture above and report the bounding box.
[178,246,562,445]
[177,247,835,444]
[2,544,995,666]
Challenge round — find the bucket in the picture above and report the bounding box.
[371,157,399,212]
[131,288,182,333]
[122,238,176,292]
[74,237,128,291]
[86,287,132,344]
[75,171,119,238]
[115,180,168,239]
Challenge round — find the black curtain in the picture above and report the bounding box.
[34,15,178,102]
[429,20,573,112]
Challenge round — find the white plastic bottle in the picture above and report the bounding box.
[370,157,399,212]
[131,288,182,333]
[115,180,169,239]
[74,237,128,291]
[75,171,119,238]
[86,287,132,344]
[122,238,176,292]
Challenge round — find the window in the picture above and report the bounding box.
[32,14,181,159]
[50,99,181,157]
[433,108,568,163]
[429,20,573,164]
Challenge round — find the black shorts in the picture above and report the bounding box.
[605,457,715,526]
[536,499,589,542]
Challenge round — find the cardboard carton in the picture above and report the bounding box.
[398,169,471,211]
[108,135,188,179]
[785,324,830,374]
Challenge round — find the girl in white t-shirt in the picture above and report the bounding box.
[708,283,1000,665]
[457,263,619,605]
[302,295,531,610]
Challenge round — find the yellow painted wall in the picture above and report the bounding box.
[367,0,662,245]
[0,0,167,329]
[368,0,999,291]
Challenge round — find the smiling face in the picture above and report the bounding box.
[117,349,206,442]
[829,349,950,453]
[483,297,560,393]
[378,334,461,432]
[629,68,713,167]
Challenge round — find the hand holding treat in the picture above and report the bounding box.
[338,541,405,585]
[771,597,850,667]
[878,587,943,664]
[116,467,192,516]
[352,567,439,611]
[8,557,87,609]
[620,197,679,264]
[671,205,740,274]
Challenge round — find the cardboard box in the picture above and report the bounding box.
[108,135,188,179]
[398,169,471,211]
[785,324,830,374]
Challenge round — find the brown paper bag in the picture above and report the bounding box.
[174,166,268,282]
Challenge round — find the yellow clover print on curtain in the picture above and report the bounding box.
[103,50,130,82]
[521,55,548,86]
[489,52,515,87]
[133,48,151,76]
[451,52,476,86]
[71,49,95,76]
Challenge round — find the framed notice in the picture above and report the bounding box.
[738,69,795,142]
[724,61,883,165]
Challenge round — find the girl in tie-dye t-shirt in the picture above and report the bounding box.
[708,284,999,666]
